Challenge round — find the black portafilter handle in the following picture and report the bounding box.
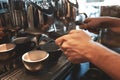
[47,12,88,40]
[47,22,86,40]
[47,31,64,40]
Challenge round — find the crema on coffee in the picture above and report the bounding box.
[0,43,15,52]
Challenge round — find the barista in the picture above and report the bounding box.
[55,17,120,80]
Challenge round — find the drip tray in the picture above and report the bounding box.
[0,55,73,80]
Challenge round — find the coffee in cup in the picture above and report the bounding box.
[22,50,49,72]
[0,43,16,61]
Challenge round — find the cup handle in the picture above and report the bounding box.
[79,13,88,18]
[75,13,87,25]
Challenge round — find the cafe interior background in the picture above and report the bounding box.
[0,0,120,80]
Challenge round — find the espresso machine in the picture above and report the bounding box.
[0,0,88,77]
[0,0,87,41]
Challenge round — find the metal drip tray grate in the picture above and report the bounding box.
[0,55,73,80]
[0,54,23,76]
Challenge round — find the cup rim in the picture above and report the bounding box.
[0,43,16,53]
[22,50,49,63]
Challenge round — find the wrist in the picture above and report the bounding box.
[101,17,120,28]
[84,41,110,63]
[97,17,120,34]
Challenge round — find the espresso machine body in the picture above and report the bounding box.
[24,1,55,34]
[8,0,28,29]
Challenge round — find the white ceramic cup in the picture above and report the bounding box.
[22,50,49,72]
[0,43,16,61]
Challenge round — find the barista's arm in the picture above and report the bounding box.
[81,17,120,33]
[55,29,120,80]
[105,17,120,33]
[86,41,120,80]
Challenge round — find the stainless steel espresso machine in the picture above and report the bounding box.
[0,0,113,80]
[0,0,91,78]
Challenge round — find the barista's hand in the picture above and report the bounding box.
[80,17,120,33]
[55,29,94,63]
[80,17,107,34]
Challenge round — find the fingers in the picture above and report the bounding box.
[64,49,87,63]
[55,29,92,48]
[80,23,88,29]
[55,30,77,46]
[69,29,82,34]
[67,57,87,63]
[80,19,90,29]
[55,29,82,47]
[80,18,95,29]
[55,35,67,46]
[84,18,91,23]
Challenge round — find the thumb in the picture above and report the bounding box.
[79,23,88,29]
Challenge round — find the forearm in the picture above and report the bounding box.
[101,17,120,33]
[86,41,120,80]
[108,17,120,27]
